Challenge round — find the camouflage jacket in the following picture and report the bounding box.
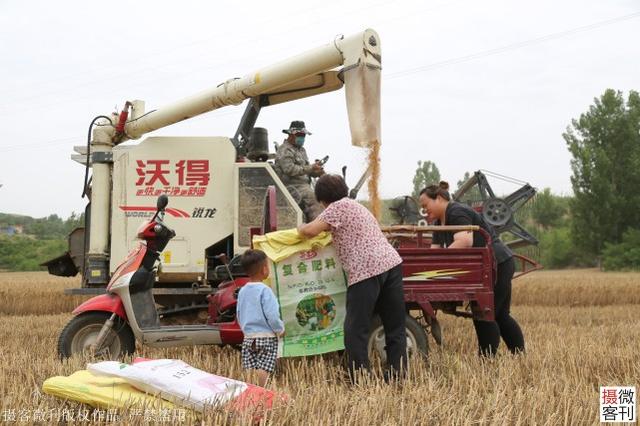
[273,141,313,186]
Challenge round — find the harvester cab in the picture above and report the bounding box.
[43,29,383,314]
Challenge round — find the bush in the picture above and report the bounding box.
[0,236,66,271]
[538,227,573,269]
[536,226,596,269]
[602,228,640,271]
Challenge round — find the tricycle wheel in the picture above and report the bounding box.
[430,316,443,346]
[367,314,428,365]
[58,312,135,360]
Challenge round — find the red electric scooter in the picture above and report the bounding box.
[58,195,246,359]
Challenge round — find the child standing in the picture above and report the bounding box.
[237,249,285,387]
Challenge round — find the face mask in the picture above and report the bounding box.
[295,136,305,147]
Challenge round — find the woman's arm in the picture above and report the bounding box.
[297,218,330,238]
[448,231,473,248]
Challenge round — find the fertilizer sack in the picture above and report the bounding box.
[254,230,348,357]
[88,359,279,413]
[42,369,176,410]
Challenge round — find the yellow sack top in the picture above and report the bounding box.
[252,228,332,263]
[42,370,175,410]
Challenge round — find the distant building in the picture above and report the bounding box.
[0,225,24,236]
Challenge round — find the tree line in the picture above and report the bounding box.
[0,213,84,271]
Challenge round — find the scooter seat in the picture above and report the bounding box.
[211,255,247,280]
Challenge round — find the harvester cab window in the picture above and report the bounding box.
[235,163,303,253]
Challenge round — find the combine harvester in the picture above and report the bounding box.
[46,29,383,310]
[46,29,540,359]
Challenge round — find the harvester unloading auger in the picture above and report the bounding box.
[43,29,383,313]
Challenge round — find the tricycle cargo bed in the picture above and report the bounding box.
[399,247,495,321]
[385,225,497,322]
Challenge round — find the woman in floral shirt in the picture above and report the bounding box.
[298,174,407,381]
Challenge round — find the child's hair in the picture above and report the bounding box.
[420,181,451,201]
[241,249,268,276]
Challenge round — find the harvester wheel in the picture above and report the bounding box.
[58,312,135,360]
[367,314,429,366]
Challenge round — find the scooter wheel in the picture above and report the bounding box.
[57,311,135,360]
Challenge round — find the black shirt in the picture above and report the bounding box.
[432,201,513,264]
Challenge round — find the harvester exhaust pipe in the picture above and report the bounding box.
[85,121,116,284]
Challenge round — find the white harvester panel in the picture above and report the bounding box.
[111,136,236,280]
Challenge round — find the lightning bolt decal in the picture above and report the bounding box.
[404,269,471,281]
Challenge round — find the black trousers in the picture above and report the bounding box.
[473,257,525,356]
[344,264,407,377]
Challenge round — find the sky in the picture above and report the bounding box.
[0,0,638,218]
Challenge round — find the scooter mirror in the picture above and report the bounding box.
[157,195,169,211]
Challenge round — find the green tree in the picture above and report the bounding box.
[563,89,640,259]
[531,188,566,229]
[538,226,573,269]
[19,212,84,239]
[454,171,481,203]
[63,212,84,234]
[602,228,640,270]
[412,161,440,198]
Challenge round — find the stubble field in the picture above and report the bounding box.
[0,270,638,425]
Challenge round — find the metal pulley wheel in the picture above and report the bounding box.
[454,171,539,248]
[388,196,423,225]
[482,197,512,228]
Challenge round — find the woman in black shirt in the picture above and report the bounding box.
[419,181,525,356]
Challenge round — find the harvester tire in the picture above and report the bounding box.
[58,312,135,360]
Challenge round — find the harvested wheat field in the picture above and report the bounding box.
[0,270,638,425]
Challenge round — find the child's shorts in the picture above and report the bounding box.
[241,337,278,373]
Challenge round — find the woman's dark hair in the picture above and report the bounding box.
[314,174,349,204]
[240,249,268,276]
[419,181,451,201]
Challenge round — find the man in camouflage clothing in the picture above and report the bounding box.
[274,121,324,222]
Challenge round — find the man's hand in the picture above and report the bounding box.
[310,163,324,177]
[277,330,285,337]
